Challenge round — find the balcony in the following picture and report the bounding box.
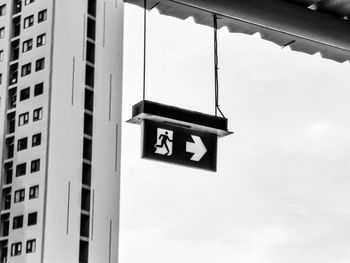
[13,0,21,15]
[0,214,9,238]
[83,138,92,161]
[5,137,14,160]
[7,113,15,135]
[10,40,19,62]
[3,162,13,185]
[87,18,95,41]
[8,121,15,135]
[0,239,7,263]
[8,63,18,86]
[11,16,20,38]
[79,239,89,263]
[81,188,91,212]
[86,41,95,64]
[1,189,11,211]
[84,113,93,137]
[84,89,94,112]
[85,65,94,88]
[80,214,90,238]
[82,162,91,186]
[88,0,96,17]
[7,88,16,110]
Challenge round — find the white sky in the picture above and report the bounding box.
[120,4,350,263]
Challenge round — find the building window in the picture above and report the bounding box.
[28,212,37,226]
[37,33,46,47]
[20,87,30,101]
[0,5,6,16]
[24,15,34,29]
[35,58,45,71]
[22,39,33,53]
[21,63,31,76]
[17,137,28,151]
[16,163,26,177]
[25,0,35,6]
[0,73,2,85]
[12,215,23,229]
[0,50,3,62]
[33,107,42,121]
[26,239,36,253]
[30,159,40,173]
[34,82,43,96]
[29,186,39,199]
[32,133,41,147]
[14,189,25,203]
[0,27,4,39]
[38,9,47,23]
[11,242,22,256]
[18,112,29,126]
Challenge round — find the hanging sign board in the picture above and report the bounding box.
[127,100,233,172]
[142,120,218,171]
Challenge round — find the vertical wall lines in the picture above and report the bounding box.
[103,2,106,47]
[66,182,71,234]
[109,74,112,121]
[82,14,86,60]
[108,220,112,263]
[115,124,118,172]
[71,57,76,105]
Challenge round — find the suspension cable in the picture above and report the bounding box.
[142,0,147,100]
[213,15,225,118]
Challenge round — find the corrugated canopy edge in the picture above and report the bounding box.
[124,0,350,63]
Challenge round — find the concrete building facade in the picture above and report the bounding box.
[0,0,123,262]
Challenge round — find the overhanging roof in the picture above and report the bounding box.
[124,0,350,63]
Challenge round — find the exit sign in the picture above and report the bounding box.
[142,120,218,171]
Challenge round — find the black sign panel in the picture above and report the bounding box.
[142,120,218,172]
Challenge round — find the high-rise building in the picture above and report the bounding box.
[0,0,123,262]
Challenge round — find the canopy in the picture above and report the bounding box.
[124,0,350,63]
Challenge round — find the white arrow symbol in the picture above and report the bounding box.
[186,135,207,162]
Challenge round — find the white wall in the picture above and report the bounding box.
[44,0,123,262]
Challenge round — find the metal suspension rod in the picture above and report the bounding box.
[213,15,225,118]
[142,0,147,100]
[213,15,219,116]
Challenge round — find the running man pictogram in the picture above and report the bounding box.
[154,128,173,156]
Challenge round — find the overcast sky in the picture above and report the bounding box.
[120,4,350,263]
